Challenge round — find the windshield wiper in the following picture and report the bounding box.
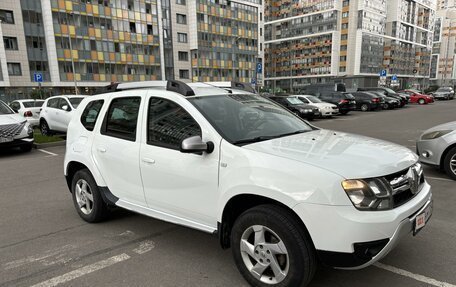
[233,130,309,146]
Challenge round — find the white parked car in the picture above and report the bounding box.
[295,95,339,117]
[0,100,34,151]
[64,81,432,287]
[9,99,45,127]
[39,95,85,135]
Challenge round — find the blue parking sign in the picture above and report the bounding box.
[379,70,387,77]
[257,63,263,73]
[34,73,43,83]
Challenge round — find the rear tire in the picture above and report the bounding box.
[231,205,316,287]
[443,147,456,180]
[71,169,110,223]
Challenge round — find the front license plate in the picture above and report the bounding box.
[0,137,13,143]
[414,201,433,235]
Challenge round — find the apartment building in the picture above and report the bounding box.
[264,0,436,91]
[0,0,264,100]
[430,2,456,85]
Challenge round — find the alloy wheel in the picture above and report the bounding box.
[240,225,289,285]
[40,122,48,136]
[75,179,94,215]
[451,154,456,175]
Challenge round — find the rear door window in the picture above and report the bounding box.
[102,97,141,141]
[47,98,60,108]
[81,100,104,131]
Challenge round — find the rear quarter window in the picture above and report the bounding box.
[81,100,104,131]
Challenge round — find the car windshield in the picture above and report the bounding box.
[189,94,313,145]
[69,97,84,108]
[22,100,45,108]
[0,101,14,115]
[305,96,322,103]
[383,87,397,94]
[286,97,304,105]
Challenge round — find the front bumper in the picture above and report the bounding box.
[320,108,339,117]
[293,182,432,268]
[416,137,448,166]
[0,137,34,148]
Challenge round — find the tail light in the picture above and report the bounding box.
[340,99,349,104]
[24,111,33,117]
[372,98,379,103]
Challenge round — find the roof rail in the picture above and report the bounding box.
[166,80,195,97]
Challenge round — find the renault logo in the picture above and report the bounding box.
[407,167,419,194]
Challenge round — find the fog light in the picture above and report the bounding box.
[421,151,430,158]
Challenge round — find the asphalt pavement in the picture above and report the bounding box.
[0,99,455,287]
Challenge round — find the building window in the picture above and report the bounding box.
[339,66,346,72]
[177,33,188,43]
[342,12,349,18]
[128,0,134,11]
[7,63,22,76]
[129,22,136,33]
[341,23,348,29]
[146,3,152,13]
[179,69,189,79]
[341,34,348,40]
[176,14,187,24]
[343,0,349,7]
[3,37,18,50]
[178,51,189,61]
[340,56,347,62]
[341,45,347,51]
[0,10,14,24]
[176,0,186,5]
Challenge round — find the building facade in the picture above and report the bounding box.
[264,0,437,91]
[0,0,264,101]
[430,2,456,86]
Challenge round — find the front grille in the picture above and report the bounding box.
[332,106,338,110]
[384,163,424,208]
[0,121,26,139]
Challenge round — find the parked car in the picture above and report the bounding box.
[317,92,356,115]
[64,80,433,287]
[9,99,45,127]
[400,90,434,105]
[432,87,455,100]
[417,121,456,180]
[269,96,320,120]
[0,100,34,151]
[368,91,400,109]
[39,95,85,136]
[294,95,339,117]
[351,92,383,111]
[358,87,407,107]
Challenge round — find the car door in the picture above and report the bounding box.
[91,92,147,207]
[55,98,73,132]
[139,93,220,230]
[43,98,60,130]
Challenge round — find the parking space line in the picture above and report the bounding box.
[374,262,456,287]
[426,176,454,182]
[29,253,130,287]
[37,149,58,156]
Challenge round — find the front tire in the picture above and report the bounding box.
[71,169,110,222]
[231,205,316,287]
[360,104,369,112]
[418,99,425,105]
[443,147,456,180]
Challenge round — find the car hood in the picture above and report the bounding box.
[243,129,418,179]
[433,91,450,95]
[422,121,456,134]
[0,114,26,125]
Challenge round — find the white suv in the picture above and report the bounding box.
[64,81,433,287]
[39,95,85,135]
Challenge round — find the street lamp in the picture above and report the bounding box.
[444,9,456,86]
[67,12,78,95]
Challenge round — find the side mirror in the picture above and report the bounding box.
[62,105,71,111]
[180,136,214,154]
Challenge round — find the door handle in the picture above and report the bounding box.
[97,147,107,153]
[142,158,155,164]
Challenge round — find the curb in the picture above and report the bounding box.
[33,140,66,149]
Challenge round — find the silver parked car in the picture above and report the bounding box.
[416,121,456,180]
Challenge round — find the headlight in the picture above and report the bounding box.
[25,124,33,135]
[421,130,452,140]
[300,109,312,113]
[342,178,393,210]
